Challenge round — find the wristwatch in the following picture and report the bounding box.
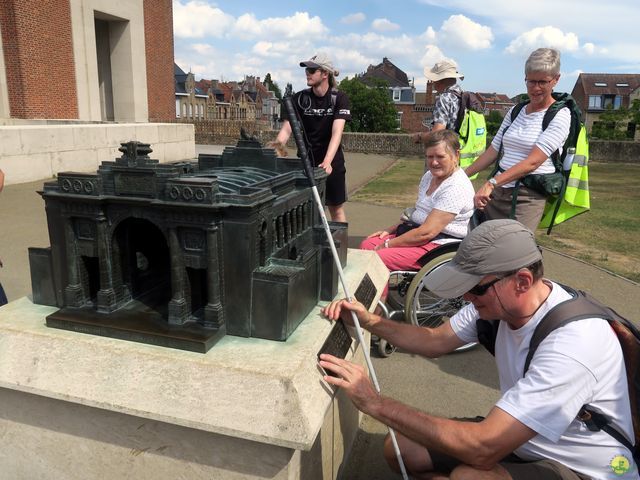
[488,177,498,188]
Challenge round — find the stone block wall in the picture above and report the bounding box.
[198,127,640,163]
[590,140,640,164]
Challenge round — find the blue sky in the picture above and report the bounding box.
[173,0,640,98]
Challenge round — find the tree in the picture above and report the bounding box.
[590,99,640,140]
[338,77,398,133]
[263,73,282,99]
[485,110,504,137]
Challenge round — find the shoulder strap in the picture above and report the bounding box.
[331,89,337,110]
[452,90,465,132]
[510,101,527,122]
[476,319,501,355]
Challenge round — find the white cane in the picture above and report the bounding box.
[282,96,409,480]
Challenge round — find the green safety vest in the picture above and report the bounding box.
[459,110,487,177]
[539,125,590,229]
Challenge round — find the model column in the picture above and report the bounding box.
[204,226,224,328]
[96,215,117,313]
[63,217,85,307]
[167,227,190,325]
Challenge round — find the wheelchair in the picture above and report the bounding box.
[373,240,476,357]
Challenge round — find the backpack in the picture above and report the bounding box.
[477,284,640,464]
[452,91,487,178]
[497,93,590,234]
[298,88,337,112]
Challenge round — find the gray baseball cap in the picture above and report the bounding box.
[300,52,339,76]
[424,219,542,298]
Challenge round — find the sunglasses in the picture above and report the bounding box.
[305,67,320,75]
[467,271,518,296]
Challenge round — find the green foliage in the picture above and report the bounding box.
[485,110,504,137]
[590,99,639,140]
[338,77,398,133]
[263,73,282,99]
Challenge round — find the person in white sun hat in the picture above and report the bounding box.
[412,60,465,144]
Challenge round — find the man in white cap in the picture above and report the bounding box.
[320,219,634,479]
[413,60,465,144]
[270,52,351,222]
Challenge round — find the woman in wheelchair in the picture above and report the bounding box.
[360,129,474,272]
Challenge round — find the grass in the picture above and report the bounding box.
[352,157,640,282]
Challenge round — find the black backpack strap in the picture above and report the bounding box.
[476,319,501,356]
[578,406,638,463]
[523,285,638,458]
[451,89,465,132]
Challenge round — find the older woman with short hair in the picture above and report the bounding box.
[361,130,474,272]
[465,48,570,232]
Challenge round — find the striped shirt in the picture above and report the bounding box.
[491,105,571,188]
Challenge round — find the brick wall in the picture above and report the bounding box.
[0,0,78,119]
[397,104,430,133]
[144,0,175,122]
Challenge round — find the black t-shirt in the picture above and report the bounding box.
[283,88,351,167]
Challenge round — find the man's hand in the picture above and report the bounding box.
[266,141,288,157]
[322,298,377,329]
[318,354,381,414]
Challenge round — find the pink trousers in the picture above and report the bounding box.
[360,235,442,272]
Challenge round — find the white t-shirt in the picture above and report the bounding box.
[410,168,474,241]
[491,106,570,188]
[450,281,637,479]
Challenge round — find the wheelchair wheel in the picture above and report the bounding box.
[404,249,476,352]
[377,338,397,357]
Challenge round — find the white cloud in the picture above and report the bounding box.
[420,45,450,72]
[173,0,234,39]
[341,13,366,24]
[191,43,215,56]
[438,15,493,50]
[234,12,328,40]
[419,27,437,43]
[505,26,580,55]
[371,18,400,32]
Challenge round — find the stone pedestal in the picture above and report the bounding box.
[0,249,388,479]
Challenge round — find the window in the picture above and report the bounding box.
[392,89,401,102]
[176,99,181,118]
[614,95,622,109]
[617,83,629,87]
[588,95,602,109]
[594,82,607,87]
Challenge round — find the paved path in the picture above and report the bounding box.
[1,145,638,479]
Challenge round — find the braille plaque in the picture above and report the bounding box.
[317,320,353,375]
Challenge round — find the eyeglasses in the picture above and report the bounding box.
[467,271,517,296]
[525,78,554,88]
[305,67,319,75]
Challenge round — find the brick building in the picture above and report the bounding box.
[358,57,435,132]
[571,73,640,138]
[0,0,194,185]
